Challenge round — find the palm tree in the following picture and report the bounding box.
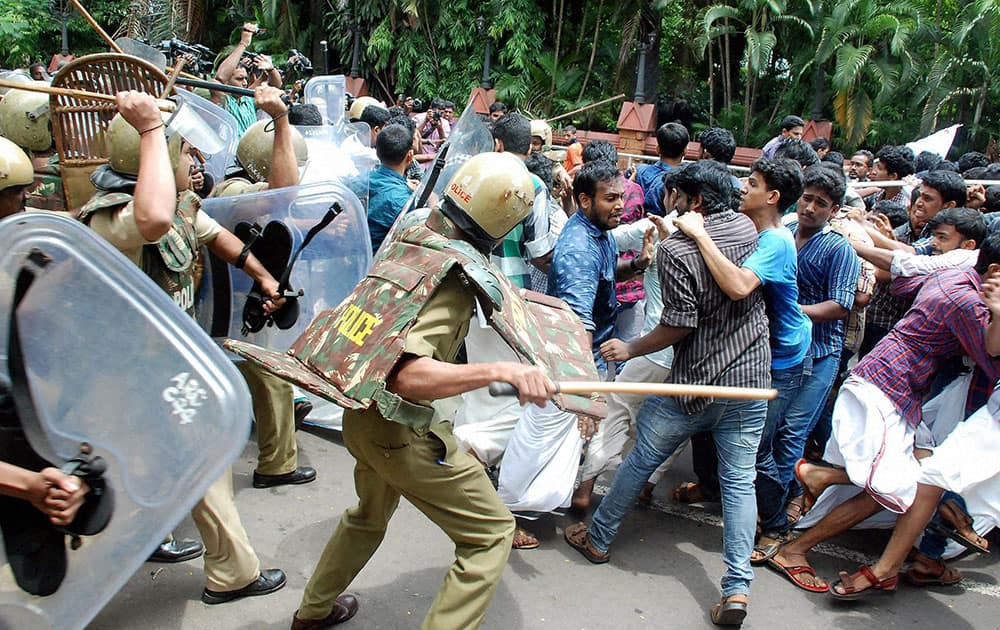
[795,0,919,145]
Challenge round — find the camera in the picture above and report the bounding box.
[158,38,215,76]
[432,110,441,121]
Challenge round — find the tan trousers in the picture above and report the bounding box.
[191,467,261,591]
[237,361,298,475]
[297,410,515,630]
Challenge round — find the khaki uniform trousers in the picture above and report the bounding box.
[191,467,261,591]
[297,409,515,630]
[236,361,298,475]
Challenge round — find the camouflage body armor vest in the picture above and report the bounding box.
[78,190,201,316]
[26,154,66,213]
[227,221,607,431]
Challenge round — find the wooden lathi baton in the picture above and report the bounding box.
[488,381,778,401]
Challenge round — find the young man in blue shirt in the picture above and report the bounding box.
[636,122,687,216]
[367,123,415,253]
[674,158,812,562]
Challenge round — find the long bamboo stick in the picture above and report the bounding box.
[546,94,626,124]
[0,79,174,112]
[489,381,778,401]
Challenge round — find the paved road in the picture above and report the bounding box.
[89,425,1000,630]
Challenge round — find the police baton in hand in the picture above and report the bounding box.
[488,381,778,401]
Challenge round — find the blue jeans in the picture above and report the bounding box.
[776,351,840,498]
[755,360,807,533]
[588,395,767,597]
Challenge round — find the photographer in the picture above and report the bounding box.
[215,23,282,135]
[412,98,450,168]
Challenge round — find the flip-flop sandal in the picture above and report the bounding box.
[564,522,609,564]
[793,459,818,515]
[710,598,747,626]
[932,499,990,554]
[785,496,805,526]
[828,565,898,600]
[513,527,540,550]
[904,564,963,586]
[750,532,788,566]
[766,558,829,593]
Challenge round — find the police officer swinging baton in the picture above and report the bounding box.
[489,381,778,401]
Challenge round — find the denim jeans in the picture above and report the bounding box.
[755,360,807,533]
[776,350,840,498]
[588,395,767,597]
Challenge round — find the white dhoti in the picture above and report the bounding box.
[452,323,523,466]
[824,375,920,513]
[497,401,583,513]
[580,356,676,485]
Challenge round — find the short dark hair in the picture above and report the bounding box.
[288,103,323,126]
[780,115,805,131]
[872,200,908,228]
[986,185,1000,213]
[386,114,416,134]
[964,166,988,180]
[875,145,915,178]
[976,231,1000,274]
[674,160,737,215]
[524,151,554,191]
[774,138,819,168]
[750,158,804,213]
[492,112,531,154]
[959,151,990,174]
[360,104,391,130]
[699,127,736,164]
[489,102,508,115]
[582,139,618,164]
[921,169,968,206]
[984,163,1000,180]
[655,122,689,159]
[573,160,621,205]
[934,161,960,173]
[915,150,942,173]
[441,100,455,110]
[810,137,830,152]
[821,151,845,167]
[387,105,405,117]
[927,207,986,245]
[853,150,874,166]
[802,163,846,205]
[375,123,413,165]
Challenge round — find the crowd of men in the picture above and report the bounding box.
[1,33,1000,629]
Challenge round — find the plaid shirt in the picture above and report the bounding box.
[830,213,876,353]
[867,222,917,330]
[615,178,646,304]
[853,268,1000,427]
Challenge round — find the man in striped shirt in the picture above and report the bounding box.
[565,160,770,626]
[771,233,1000,595]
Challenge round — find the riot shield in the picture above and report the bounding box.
[0,213,251,630]
[376,98,494,257]
[197,180,371,349]
[171,88,239,188]
[302,74,347,127]
[297,122,376,208]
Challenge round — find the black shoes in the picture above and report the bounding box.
[253,466,317,489]
[149,539,205,563]
[202,568,287,605]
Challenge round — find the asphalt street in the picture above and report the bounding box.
[89,424,1000,630]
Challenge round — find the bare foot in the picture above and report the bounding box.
[572,478,595,511]
[637,482,656,507]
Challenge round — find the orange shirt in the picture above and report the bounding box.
[563,141,583,174]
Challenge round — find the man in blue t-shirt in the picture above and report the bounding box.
[367,123,416,254]
[674,157,812,562]
[636,123,688,216]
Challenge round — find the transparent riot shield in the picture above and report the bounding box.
[302,75,347,127]
[0,213,251,630]
[377,98,494,258]
[197,180,371,348]
[197,182,370,430]
[296,122,376,208]
[171,88,239,188]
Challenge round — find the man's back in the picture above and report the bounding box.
[658,210,770,411]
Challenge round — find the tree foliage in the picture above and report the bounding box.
[1,0,998,155]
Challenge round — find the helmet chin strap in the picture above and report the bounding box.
[439,198,497,255]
